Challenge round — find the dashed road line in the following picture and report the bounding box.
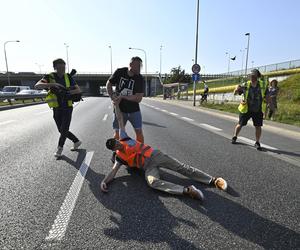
[45,151,94,241]
[199,123,222,131]
[103,114,108,121]
[181,117,194,122]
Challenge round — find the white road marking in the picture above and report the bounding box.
[45,151,94,241]
[169,112,178,116]
[103,114,108,121]
[154,107,160,110]
[161,109,168,112]
[108,105,111,109]
[0,120,16,126]
[239,136,278,150]
[181,117,194,122]
[199,123,222,131]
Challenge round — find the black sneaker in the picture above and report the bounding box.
[231,136,237,144]
[254,141,262,151]
[111,152,116,163]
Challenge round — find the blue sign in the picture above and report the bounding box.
[192,73,200,82]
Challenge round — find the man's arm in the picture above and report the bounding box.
[106,80,115,100]
[69,84,81,94]
[114,102,125,131]
[100,161,122,192]
[120,93,143,103]
[35,79,64,90]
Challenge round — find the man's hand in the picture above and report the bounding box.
[100,181,108,192]
[112,96,122,105]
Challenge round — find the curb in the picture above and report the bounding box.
[0,101,45,111]
[145,97,300,140]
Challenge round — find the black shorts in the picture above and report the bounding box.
[239,111,263,127]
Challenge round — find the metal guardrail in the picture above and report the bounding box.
[0,94,47,105]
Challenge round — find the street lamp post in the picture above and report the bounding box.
[4,40,20,86]
[108,45,113,74]
[160,45,163,75]
[64,43,70,73]
[251,60,254,69]
[129,47,147,96]
[35,63,44,74]
[193,0,200,107]
[244,33,250,77]
[226,52,230,75]
[240,48,246,75]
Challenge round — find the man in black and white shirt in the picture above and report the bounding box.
[106,57,145,144]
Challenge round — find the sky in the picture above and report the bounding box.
[1,0,300,74]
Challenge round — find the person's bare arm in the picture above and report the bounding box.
[35,79,64,90]
[120,93,143,103]
[69,84,81,94]
[106,80,116,100]
[100,162,122,192]
[114,102,125,131]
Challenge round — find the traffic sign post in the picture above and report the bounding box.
[192,64,201,106]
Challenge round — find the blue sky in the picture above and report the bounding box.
[1,0,299,74]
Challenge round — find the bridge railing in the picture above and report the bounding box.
[0,94,47,105]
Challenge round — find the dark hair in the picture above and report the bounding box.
[106,138,116,150]
[250,69,261,78]
[53,58,66,68]
[130,56,143,64]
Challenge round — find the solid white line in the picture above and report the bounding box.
[103,114,108,121]
[199,123,222,131]
[45,151,94,241]
[0,120,16,126]
[169,112,178,116]
[181,117,194,122]
[239,136,278,150]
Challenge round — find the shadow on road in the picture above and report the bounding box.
[61,150,299,249]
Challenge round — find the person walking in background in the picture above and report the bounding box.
[265,79,279,120]
[232,69,268,150]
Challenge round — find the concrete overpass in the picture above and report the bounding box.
[0,72,227,96]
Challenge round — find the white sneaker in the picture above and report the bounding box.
[214,177,228,191]
[71,140,82,151]
[54,147,63,158]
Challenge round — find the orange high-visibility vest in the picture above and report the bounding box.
[116,138,153,168]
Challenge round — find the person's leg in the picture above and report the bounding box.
[232,113,249,143]
[64,108,79,143]
[53,108,63,147]
[145,161,184,195]
[112,112,129,139]
[255,126,262,142]
[153,152,213,185]
[128,111,144,143]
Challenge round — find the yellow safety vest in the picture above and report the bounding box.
[238,79,267,113]
[45,73,73,108]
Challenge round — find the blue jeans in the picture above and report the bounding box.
[113,111,142,130]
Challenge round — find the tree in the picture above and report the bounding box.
[164,66,191,84]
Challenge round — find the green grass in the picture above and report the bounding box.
[198,73,300,127]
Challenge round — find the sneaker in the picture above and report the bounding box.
[71,140,82,151]
[184,185,204,201]
[231,136,237,144]
[254,141,262,151]
[111,152,116,163]
[54,146,63,158]
[214,177,228,191]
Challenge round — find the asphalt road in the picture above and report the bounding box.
[0,97,299,249]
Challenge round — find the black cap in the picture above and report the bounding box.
[250,69,261,78]
[53,58,66,68]
[106,138,116,150]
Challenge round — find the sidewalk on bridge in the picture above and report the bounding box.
[145,97,300,140]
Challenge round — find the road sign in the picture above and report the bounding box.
[192,73,200,82]
[192,64,201,74]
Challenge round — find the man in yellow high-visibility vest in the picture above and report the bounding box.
[232,69,268,150]
[35,58,82,158]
